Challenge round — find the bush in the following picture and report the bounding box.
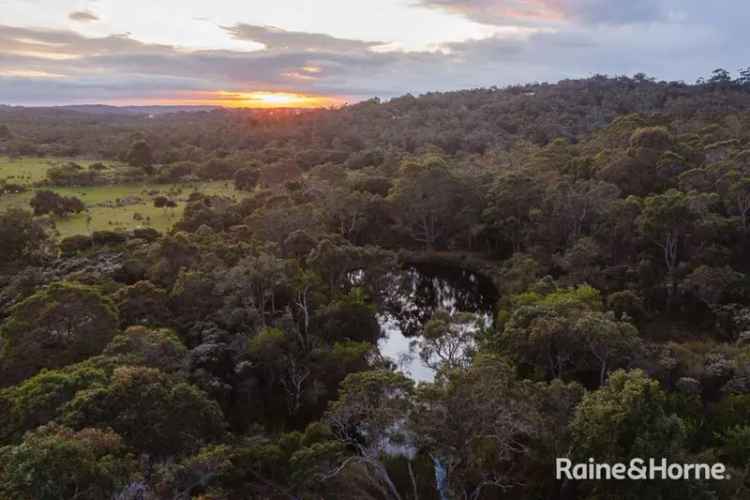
[132,227,161,241]
[630,126,673,150]
[0,181,26,195]
[234,166,260,191]
[114,281,170,328]
[47,163,102,187]
[92,230,128,246]
[0,282,119,386]
[350,174,393,196]
[313,300,380,344]
[103,326,187,372]
[197,158,237,180]
[112,258,148,285]
[62,366,225,456]
[0,209,49,266]
[0,361,108,442]
[0,424,138,500]
[30,190,85,217]
[60,234,93,256]
[155,161,197,183]
[126,140,153,168]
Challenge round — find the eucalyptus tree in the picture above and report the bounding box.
[324,370,415,500]
[412,356,539,500]
[416,310,482,371]
[0,282,118,387]
[637,189,699,302]
[388,155,478,250]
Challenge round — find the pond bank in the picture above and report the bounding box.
[398,250,503,291]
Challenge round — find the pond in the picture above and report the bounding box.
[377,264,498,382]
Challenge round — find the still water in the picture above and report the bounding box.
[377,264,497,382]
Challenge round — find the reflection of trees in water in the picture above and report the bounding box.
[382,265,497,337]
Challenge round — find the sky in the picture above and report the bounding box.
[0,0,747,107]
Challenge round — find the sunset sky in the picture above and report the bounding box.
[1,0,747,107]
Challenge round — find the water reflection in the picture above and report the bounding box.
[377,265,497,382]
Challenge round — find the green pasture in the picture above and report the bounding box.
[0,157,65,185]
[0,157,242,238]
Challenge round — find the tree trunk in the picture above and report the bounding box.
[408,461,420,500]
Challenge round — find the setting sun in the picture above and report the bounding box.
[149,90,342,109]
[253,92,296,105]
[233,91,343,108]
[240,91,319,107]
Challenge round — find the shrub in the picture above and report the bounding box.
[0,424,137,500]
[92,230,128,246]
[0,282,119,386]
[60,234,93,256]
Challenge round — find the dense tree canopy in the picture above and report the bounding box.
[1,73,750,498]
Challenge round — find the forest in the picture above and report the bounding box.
[1,70,750,499]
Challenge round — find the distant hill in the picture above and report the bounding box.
[54,105,222,116]
[3,74,750,160]
[0,104,221,116]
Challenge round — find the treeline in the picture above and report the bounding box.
[3,69,750,161]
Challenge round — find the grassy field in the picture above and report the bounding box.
[0,157,243,238]
[0,157,70,185]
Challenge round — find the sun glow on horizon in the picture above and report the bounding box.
[146,90,344,109]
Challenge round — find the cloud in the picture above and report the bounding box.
[68,10,100,23]
[223,24,386,53]
[416,0,667,26]
[0,24,407,105]
[0,25,172,59]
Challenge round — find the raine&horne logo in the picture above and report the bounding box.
[556,458,729,481]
